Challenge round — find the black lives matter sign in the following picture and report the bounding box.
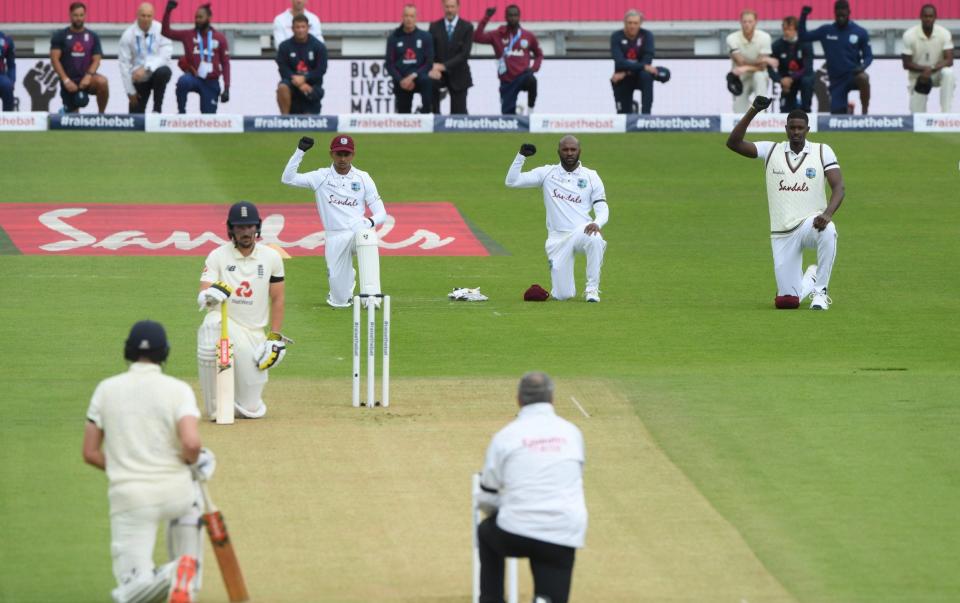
[350,61,395,113]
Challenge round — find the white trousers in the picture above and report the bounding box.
[326,229,358,305]
[110,485,203,603]
[197,313,268,418]
[733,70,771,112]
[770,215,838,297]
[545,230,606,300]
[909,69,955,113]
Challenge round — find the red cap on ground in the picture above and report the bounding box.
[524,284,550,302]
[330,134,355,153]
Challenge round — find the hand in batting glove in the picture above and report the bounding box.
[298,136,315,152]
[220,89,229,103]
[166,0,178,11]
[189,447,216,481]
[519,143,537,157]
[197,281,232,310]
[254,332,293,370]
[752,95,772,111]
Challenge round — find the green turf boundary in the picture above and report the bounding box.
[0,226,21,255]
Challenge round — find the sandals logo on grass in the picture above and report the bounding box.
[0,203,501,256]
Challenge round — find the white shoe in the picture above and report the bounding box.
[584,289,600,303]
[800,265,817,299]
[326,294,353,309]
[809,288,832,310]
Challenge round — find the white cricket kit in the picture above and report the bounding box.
[505,153,608,300]
[902,24,955,113]
[117,21,173,96]
[86,363,204,603]
[726,29,773,112]
[480,403,587,548]
[273,8,324,46]
[756,140,840,297]
[198,243,285,417]
[282,149,388,305]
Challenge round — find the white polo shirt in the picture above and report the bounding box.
[727,28,773,67]
[755,140,839,234]
[505,154,608,237]
[480,402,587,548]
[200,242,285,330]
[273,8,324,46]
[87,363,199,514]
[282,149,388,232]
[902,24,953,77]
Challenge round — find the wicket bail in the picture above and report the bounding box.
[352,294,390,408]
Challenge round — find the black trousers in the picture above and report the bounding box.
[432,73,469,114]
[394,73,433,114]
[130,65,172,113]
[612,70,654,114]
[478,514,576,603]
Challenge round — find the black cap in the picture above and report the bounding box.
[124,320,170,363]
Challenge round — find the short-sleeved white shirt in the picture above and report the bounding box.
[299,165,383,232]
[200,242,285,330]
[86,363,199,514]
[508,157,607,236]
[727,29,773,66]
[902,24,953,71]
[481,403,587,548]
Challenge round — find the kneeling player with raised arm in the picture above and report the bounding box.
[281,134,387,308]
[505,135,609,302]
[83,320,215,603]
[197,201,289,419]
[726,96,845,310]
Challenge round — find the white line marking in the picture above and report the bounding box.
[570,396,591,418]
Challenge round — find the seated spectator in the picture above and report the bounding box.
[799,1,872,114]
[118,3,173,114]
[0,30,15,111]
[771,16,814,112]
[901,3,954,113]
[726,9,777,112]
[162,1,230,114]
[428,0,474,115]
[610,9,658,114]
[50,2,110,113]
[386,5,433,114]
[276,14,327,114]
[273,0,323,48]
[474,5,542,115]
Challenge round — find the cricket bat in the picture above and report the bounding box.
[200,481,250,603]
[216,301,235,424]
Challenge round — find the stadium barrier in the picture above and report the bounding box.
[5,111,960,133]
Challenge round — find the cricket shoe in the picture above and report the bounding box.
[168,555,197,603]
[800,264,817,299]
[584,289,600,303]
[326,294,353,309]
[809,288,832,311]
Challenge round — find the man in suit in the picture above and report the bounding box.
[429,0,474,114]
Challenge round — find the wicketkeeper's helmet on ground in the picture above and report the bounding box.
[226,201,262,239]
[124,320,170,363]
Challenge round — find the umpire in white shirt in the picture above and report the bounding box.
[477,372,587,603]
[118,3,173,113]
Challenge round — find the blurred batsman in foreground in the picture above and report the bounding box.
[197,202,289,419]
[505,137,609,303]
[726,97,845,310]
[83,320,214,603]
[281,135,388,308]
[476,372,587,603]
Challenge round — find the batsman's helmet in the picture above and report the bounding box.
[124,320,170,363]
[226,201,262,239]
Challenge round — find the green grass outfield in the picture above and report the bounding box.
[0,131,958,602]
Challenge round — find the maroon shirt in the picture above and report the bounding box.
[161,11,230,89]
[474,17,542,83]
[50,27,102,81]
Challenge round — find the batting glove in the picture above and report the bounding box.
[254,332,293,370]
[190,447,216,481]
[197,281,232,310]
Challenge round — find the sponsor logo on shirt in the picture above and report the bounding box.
[328,194,359,207]
[778,180,810,192]
[551,189,583,204]
[522,436,567,452]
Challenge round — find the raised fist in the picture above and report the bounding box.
[752,95,772,111]
[519,143,537,157]
[800,5,813,16]
[298,136,315,152]
[484,7,496,18]
[166,0,178,11]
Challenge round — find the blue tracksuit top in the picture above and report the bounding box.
[799,15,872,81]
